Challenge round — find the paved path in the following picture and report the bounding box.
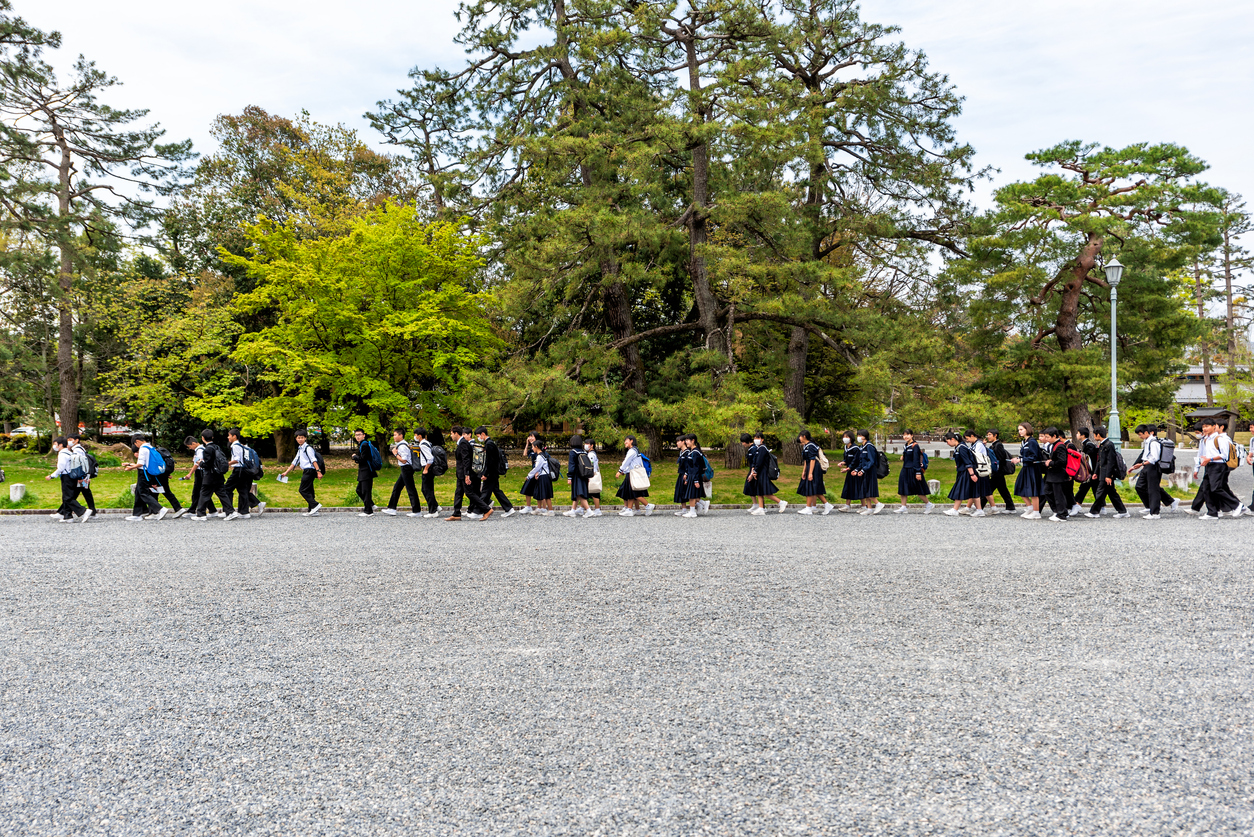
[2,513,1251,835]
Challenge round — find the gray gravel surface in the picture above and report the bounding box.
[2,511,1253,836]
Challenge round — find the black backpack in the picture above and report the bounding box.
[154,445,177,477]
[429,445,449,476]
[544,451,563,480]
[875,448,890,479]
[995,442,1016,475]
[496,446,509,476]
[83,450,99,479]
[203,443,229,475]
[471,441,487,474]
[309,446,326,473]
[241,445,264,480]
[1112,446,1128,480]
[768,452,781,481]
[1156,438,1176,474]
[576,451,595,479]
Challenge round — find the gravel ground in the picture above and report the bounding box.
[2,511,1252,836]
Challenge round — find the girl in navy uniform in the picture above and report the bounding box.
[689,436,712,515]
[676,434,704,518]
[796,430,830,514]
[524,438,555,515]
[943,431,981,515]
[564,434,591,518]
[673,435,693,515]
[854,429,883,515]
[743,431,785,515]
[836,431,860,512]
[895,429,933,514]
[1010,422,1043,519]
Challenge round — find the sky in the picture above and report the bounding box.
[23,0,1254,207]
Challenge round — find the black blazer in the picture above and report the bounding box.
[1097,438,1121,481]
[454,438,472,478]
[1044,441,1071,484]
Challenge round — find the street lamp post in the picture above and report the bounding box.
[1106,258,1123,444]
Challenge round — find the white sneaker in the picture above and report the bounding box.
[871,502,884,515]
[971,509,986,517]
[155,507,169,521]
[214,512,227,518]
[778,500,788,514]
[943,509,960,516]
[923,502,935,515]
[1198,514,1217,520]
[501,509,517,518]
[171,509,188,520]
[1069,505,1082,516]
[465,513,482,520]
[190,514,207,522]
[1084,512,1100,519]
[423,512,439,518]
[76,511,90,523]
[619,509,635,517]
[893,505,908,514]
[701,501,711,514]
[381,508,398,516]
[56,516,75,523]
[407,512,423,517]
[590,509,603,517]
[837,504,853,513]
[1020,510,1033,518]
[124,516,143,522]
[986,508,999,516]
[306,510,320,517]
[798,507,814,515]
[1047,514,1061,522]
[1235,505,1248,517]
[644,504,655,516]
[674,510,687,517]
[224,512,241,521]
[682,509,697,518]
[358,512,374,517]
[1113,512,1131,518]
[857,507,872,515]
[239,513,251,520]
[749,507,766,516]
[256,502,266,514]
[1184,508,1199,515]
[519,507,532,515]
[958,507,971,515]
[822,503,833,515]
[1145,513,1162,520]
[1171,499,1181,512]
[565,510,581,517]
[538,509,555,516]
[1024,511,1042,520]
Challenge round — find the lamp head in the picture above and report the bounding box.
[1105,257,1123,287]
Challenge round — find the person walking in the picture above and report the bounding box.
[382,428,422,517]
[895,429,932,514]
[351,428,380,517]
[1083,425,1129,518]
[1197,418,1245,519]
[584,438,604,517]
[224,428,260,520]
[1011,422,1044,519]
[182,435,219,519]
[279,429,324,516]
[943,432,981,517]
[616,435,654,516]
[46,436,88,523]
[1128,424,1174,520]
[565,433,593,518]
[475,425,513,518]
[744,431,785,515]
[1040,427,1073,522]
[414,427,441,517]
[796,430,828,515]
[65,432,98,519]
[1070,428,1100,515]
[836,431,859,513]
[192,429,233,520]
[447,426,490,520]
[984,429,1015,514]
[122,433,167,522]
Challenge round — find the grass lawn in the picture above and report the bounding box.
[0,449,1179,510]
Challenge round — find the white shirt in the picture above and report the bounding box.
[527,452,551,479]
[1141,437,1162,464]
[417,439,434,466]
[1201,432,1231,462]
[51,448,73,477]
[393,440,413,466]
[585,450,599,474]
[618,447,642,474]
[230,440,245,467]
[136,443,152,470]
[293,442,318,470]
[193,446,205,466]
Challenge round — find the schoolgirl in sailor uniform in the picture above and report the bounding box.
[742,431,784,514]
[565,433,591,517]
[673,438,692,506]
[838,431,859,511]
[519,432,540,513]
[854,429,883,514]
[584,439,603,515]
[944,431,981,515]
[963,430,994,511]
[616,434,654,516]
[524,439,555,513]
[674,434,704,518]
[688,436,711,515]
[796,430,830,514]
[895,429,932,513]
[1011,421,1044,519]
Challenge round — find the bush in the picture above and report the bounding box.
[93,451,123,468]
[0,487,41,509]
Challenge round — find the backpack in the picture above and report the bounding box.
[1156,438,1176,474]
[204,443,229,475]
[1064,444,1088,481]
[576,451,595,479]
[1226,438,1240,470]
[1111,444,1128,480]
[155,445,177,477]
[994,443,1015,475]
[920,449,930,470]
[769,452,782,481]
[972,444,993,478]
[241,445,264,480]
[144,445,166,477]
[66,447,89,480]
[544,451,563,480]
[700,451,714,482]
[639,453,653,477]
[874,448,889,480]
[816,449,830,472]
[496,446,509,476]
[310,447,326,474]
[471,440,487,474]
[429,444,449,476]
[361,440,382,474]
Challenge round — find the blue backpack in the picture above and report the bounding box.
[920,450,930,469]
[362,440,383,473]
[144,446,166,477]
[639,453,653,477]
[700,452,714,482]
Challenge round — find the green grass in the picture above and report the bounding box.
[0,449,1185,509]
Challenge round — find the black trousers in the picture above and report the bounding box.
[190,472,217,515]
[388,464,420,512]
[987,474,1015,510]
[452,474,489,516]
[79,485,96,512]
[58,475,85,519]
[1203,463,1240,515]
[298,468,319,509]
[1135,465,1171,514]
[1043,481,1071,518]
[225,469,257,514]
[1073,477,1099,506]
[478,472,513,511]
[357,472,375,513]
[1088,480,1126,514]
[197,473,232,516]
[132,472,161,516]
[155,474,183,511]
[420,469,438,513]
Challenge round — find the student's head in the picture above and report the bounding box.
[740,433,753,446]
[354,428,366,441]
[201,429,214,443]
[842,431,855,446]
[963,429,978,441]
[798,429,812,443]
[1078,427,1091,439]
[942,431,959,447]
[67,431,81,442]
[584,438,595,451]
[902,429,914,441]
[1043,426,1060,441]
[753,431,766,443]
[53,436,67,450]
[296,430,308,444]
[624,434,636,449]
[986,429,1000,441]
[856,429,870,444]
[184,435,199,449]
[1017,422,1033,439]
[131,433,148,449]
[414,426,427,440]
[392,428,405,442]
[690,435,701,451]
[228,427,242,442]
[533,438,546,451]
[569,434,583,449]
[1093,426,1108,440]
[474,425,488,438]
[526,431,537,443]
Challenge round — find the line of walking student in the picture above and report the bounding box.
[41,419,1254,522]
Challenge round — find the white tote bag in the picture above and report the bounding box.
[629,467,650,491]
[588,471,603,493]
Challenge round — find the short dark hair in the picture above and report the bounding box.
[963,429,977,438]
[53,436,67,447]
[183,436,198,446]
[753,430,766,440]
[354,427,366,435]
[414,427,427,438]
[533,438,546,451]
[228,427,242,438]
[393,427,406,437]
[295,429,308,438]
[1078,427,1091,438]
[569,434,583,448]
[1134,423,1148,434]
[1093,426,1108,438]
[1043,426,1061,438]
[857,428,871,440]
[474,425,488,436]
[624,434,637,447]
[201,429,214,442]
[740,433,753,444]
[67,431,81,440]
[131,432,148,443]
[986,429,1000,438]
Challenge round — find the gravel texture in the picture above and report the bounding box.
[2,511,1252,836]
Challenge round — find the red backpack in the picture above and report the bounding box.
[1064,444,1089,481]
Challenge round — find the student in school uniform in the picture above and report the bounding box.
[690,436,712,515]
[351,428,379,517]
[65,432,97,518]
[1127,424,1176,520]
[413,427,441,517]
[1010,422,1044,519]
[795,430,830,515]
[1070,428,1100,515]
[279,429,324,516]
[524,438,556,515]
[518,431,540,515]
[1083,425,1129,518]
[565,433,593,518]
[615,434,654,516]
[984,429,1015,514]
[1197,419,1246,519]
[382,428,422,517]
[836,431,859,513]
[182,435,219,519]
[122,433,167,522]
[193,429,234,520]
[224,428,262,520]
[477,426,514,518]
[853,429,882,515]
[743,431,786,515]
[1040,427,1073,522]
[583,438,604,517]
[943,431,980,516]
[678,434,705,518]
[672,435,694,516]
[895,429,932,514]
[963,429,994,514]
[46,437,89,523]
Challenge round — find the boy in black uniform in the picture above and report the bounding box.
[446,426,490,521]
[193,429,234,520]
[475,425,514,519]
[183,435,218,519]
[383,427,421,516]
[1041,426,1072,521]
[1070,428,1100,514]
[351,428,378,516]
[1083,425,1128,518]
[984,429,1015,513]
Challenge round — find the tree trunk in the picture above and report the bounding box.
[603,276,660,458]
[55,126,78,435]
[1195,259,1214,405]
[781,326,809,465]
[1054,236,1102,433]
[724,434,744,470]
[274,427,296,464]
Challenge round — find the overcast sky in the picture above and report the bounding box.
[24,0,1254,207]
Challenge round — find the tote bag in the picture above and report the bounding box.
[629,467,651,490]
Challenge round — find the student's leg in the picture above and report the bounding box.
[211,475,234,515]
[299,469,318,510]
[388,470,407,510]
[60,476,84,519]
[158,474,183,511]
[359,475,375,514]
[136,474,161,516]
[994,475,1015,511]
[421,470,438,513]
[485,475,513,512]
[1107,482,1127,514]
[80,486,95,513]
[1143,466,1162,514]
[450,479,465,517]
[402,466,420,512]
